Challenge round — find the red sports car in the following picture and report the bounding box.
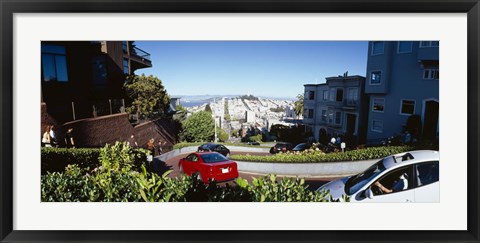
[178,152,239,184]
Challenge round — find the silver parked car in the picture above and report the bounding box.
[317,150,439,202]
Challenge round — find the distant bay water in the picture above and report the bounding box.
[180,100,209,108]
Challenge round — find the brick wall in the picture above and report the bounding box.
[43,102,178,149]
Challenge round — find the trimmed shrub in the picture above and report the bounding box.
[41,148,100,174]
[230,146,414,163]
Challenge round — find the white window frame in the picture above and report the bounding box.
[400,99,416,116]
[397,41,413,53]
[329,88,336,102]
[323,90,329,101]
[372,120,384,133]
[308,109,314,119]
[321,109,327,122]
[327,110,334,124]
[347,87,358,105]
[335,87,344,102]
[369,70,382,85]
[423,69,439,80]
[372,98,385,113]
[371,41,385,56]
[335,111,342,125]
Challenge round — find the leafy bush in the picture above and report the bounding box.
[99,141,149,172]
[179,111,215,142]
[248,134,262,143]
[230,146,414,163]
[41,147,100,174]
[42,166,335,202]
[236,175,330,202]
[41,143,150,175]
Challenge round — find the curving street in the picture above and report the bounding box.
[154,151,337,191]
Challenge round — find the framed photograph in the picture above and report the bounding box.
[1,0,479,242]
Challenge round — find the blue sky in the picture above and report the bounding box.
[135,41,368,99]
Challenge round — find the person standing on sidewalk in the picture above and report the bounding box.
[156,140,164,156]
[147,138,155,156]
[64,127,75,148]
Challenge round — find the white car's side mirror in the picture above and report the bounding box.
[365,188,374,199]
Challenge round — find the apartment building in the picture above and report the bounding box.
[303,75,368,145]
[41,41,152,122]
[365,41,439,144]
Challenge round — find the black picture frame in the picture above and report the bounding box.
[1,0,479,242]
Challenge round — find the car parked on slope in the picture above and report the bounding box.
[269,142,293,154]
[178,152,239,184]
[317,150,439,202]
[197,143,230,157]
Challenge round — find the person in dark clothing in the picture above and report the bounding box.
[64,128,75,148]
[156,140,164,156]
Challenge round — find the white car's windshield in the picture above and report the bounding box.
[345,158,388,195]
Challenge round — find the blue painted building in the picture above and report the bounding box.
[365,41,439,144]
[303,74,368,145]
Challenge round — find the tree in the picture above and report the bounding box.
[180,111,215,142]
[124,74,170,120]
[218,128,229,142]
[294,94,304,117]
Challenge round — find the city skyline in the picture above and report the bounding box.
[135,41,368,99]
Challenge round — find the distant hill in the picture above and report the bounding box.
[238,94,259,101]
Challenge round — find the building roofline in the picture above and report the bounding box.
[325,75,366,80]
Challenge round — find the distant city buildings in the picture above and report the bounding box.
[185,96,296,142]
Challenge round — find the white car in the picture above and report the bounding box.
[318,150,439,202]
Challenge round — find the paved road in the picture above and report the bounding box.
[154,151,337,191]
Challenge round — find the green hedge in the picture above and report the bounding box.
[41,143,150,174]
[41,148,101,174]
[230,146,414,163]
[173,141,271,150]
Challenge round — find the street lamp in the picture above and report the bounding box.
[213,114,218,143]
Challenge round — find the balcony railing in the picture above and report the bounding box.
[131,46,151,61]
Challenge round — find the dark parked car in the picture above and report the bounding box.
[197,143,231,157]
[269,142,293,154]
[292,143,309,153]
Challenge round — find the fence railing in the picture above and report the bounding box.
[70,99,125,121]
